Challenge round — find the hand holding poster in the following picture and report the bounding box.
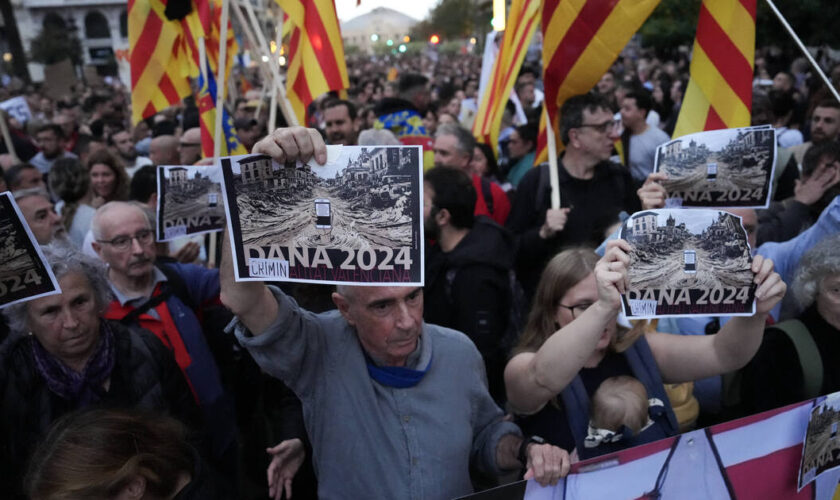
[619,209,755,318]
[156,165,225,241]
[654,125,776,208]
[0,192,60,307]
[220,146,423,285]
[0,96,32,125]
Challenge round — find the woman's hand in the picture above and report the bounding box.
[266,438,306,500]
[751,255,786,316]
[594,239,631,312]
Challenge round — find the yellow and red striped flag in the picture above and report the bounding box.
[471,0,540,151]
[534,0,660,164]
[672,0,755,137]
[277,0,350,125]
[129,0,197,124]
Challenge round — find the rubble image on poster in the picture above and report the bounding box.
[619,209,755,318]
[800,393,840,490]
[221,146,423,285]
[156,165,226,241]
[655,125,775,208]
[0,192,60,307]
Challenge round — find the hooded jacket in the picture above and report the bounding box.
[424,216,516,404]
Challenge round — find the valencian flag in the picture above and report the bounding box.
[277,0,350,125]
[198,62,247,157]
[472,0,540,155]
[534,0,660,165]
[672,0,756,137]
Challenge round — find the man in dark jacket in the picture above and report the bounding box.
[506,93,642,298]
[423,167,515,404]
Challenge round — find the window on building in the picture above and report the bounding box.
[85,11,111,39]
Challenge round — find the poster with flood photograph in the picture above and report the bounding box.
[654,125,775,208]
[619,209,755,318]
[799,393,840,490]
[221,146,423,285]
[0,192,60,307]
[156,165,225,241]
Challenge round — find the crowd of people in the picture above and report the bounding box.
[0,40,838,499]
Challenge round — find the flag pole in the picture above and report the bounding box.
[763,0,840,104]
[268,9,283,132]
[544,108,561,209]
[213,0,231,159]
[240,0,298,126]
[0,111,19,164]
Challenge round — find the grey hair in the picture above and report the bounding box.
[791,234,840,309]
[12,187,51,204]
[434,123,476,157]
[91,201,149,240]
[358,129,401,146]
[3,243,113,337]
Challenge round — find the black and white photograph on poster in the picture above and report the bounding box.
[0,192,60,307]
[799,392,840,490]
[220,146,423,285]
[654,125,775,208]
[619,209,755,318]
[156,165,225,241]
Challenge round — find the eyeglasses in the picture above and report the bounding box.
[577,120,620,134]
[558,302,594,319]
[97,229,154,251]
[179,142,201,148]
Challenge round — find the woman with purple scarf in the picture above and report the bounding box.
[0,244,200,498]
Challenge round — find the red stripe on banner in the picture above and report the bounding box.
[739,0,757,21]
[726,445,811,499]
[159,73,180,105]
[302,3,343,88]
[695,3,753,108]
[703,106,727,130]
[292,73,313,109]
[131,13,164,87]
[543,0,621,108]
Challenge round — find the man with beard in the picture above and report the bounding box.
[29,124,77,176]
[423,167,516,405]
[323,99,358,145]
[758,141,840,245]
[790,100,840,166]
[91,201,237,477]
[109,129,152,177]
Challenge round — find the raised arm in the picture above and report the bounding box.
[504,240,630,414]
[219,127,327,335]
[648,254,786,383]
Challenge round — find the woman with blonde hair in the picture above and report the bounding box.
[505,240,786,459]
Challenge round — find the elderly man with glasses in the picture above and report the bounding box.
[90,201,238,482]
[506,93,658,299]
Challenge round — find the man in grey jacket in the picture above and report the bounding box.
[221,127,570,499]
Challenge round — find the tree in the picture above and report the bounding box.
[411,0,490,42]
[28,21,83,66]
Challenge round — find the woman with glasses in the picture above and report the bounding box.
[504,241,786,459]
[0,244,199,497]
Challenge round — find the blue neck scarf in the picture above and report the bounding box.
[365,353,433,388]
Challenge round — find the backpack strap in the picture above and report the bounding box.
[559,375,592,452]
[624,337,680,436]
[772,319,823,399]
[480,176,494,215]
[117,263,196,325]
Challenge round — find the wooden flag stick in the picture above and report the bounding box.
[545,111,561,209]
[213,0,231,159]
[0,111,19,164]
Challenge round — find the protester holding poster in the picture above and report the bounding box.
[0,245,200,497]
[221,127,571,499]
[504,240,785,459]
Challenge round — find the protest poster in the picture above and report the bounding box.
[0,192,60,307]
[0,96,32,124]
[156,165,225,241]
[221,146,423,285]
[619,209,755,318]
[799,393,840,490]
[42,59,78,101]
[654,125,776,208]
